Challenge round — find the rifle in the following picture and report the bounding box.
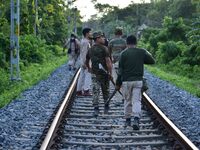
[105,88,117,105]
[98,63,123,97]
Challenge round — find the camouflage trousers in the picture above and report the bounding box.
[91,74,109,107]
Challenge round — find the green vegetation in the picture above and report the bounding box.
[146,65,200,97]
[87,0,200,98]
[0,0,78,108]
[0,0,200,108]
[0,55,67,108]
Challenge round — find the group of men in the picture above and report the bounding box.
[65,27,155,130]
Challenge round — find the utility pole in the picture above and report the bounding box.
[34,0,38,36]
[73,7,77,35]
[10,0,20,80]
[67,0,72,36]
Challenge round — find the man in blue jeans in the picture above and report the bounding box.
[116,35,155,130]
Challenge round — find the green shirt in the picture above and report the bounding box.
[108,38,126,62]
[116,47,155,86]
[87,43,110,75]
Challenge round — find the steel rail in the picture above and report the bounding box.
[143,92,199,150]
[40,69,81,150]
[40,69,198,149]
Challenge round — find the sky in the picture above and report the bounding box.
[73,0,150,21]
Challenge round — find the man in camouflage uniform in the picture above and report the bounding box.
[86,31,113,117]
[108,27,127,63]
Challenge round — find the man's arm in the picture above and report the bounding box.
[85,50,91,72]
[144,50,155,64]
[115,55,123,89]
[80,41,90,68]
[105,57,112,75]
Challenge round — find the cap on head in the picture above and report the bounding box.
[115,27,123,35]
[92,31,103,39]
[71,33,76,38]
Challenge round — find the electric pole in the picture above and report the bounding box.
[73,7,77,35]
[34,0,38,36]
[10,0,20,80]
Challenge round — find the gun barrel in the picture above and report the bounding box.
[106,89,117,104]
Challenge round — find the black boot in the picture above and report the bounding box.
[125,118,131,126]
[93,107,99,117]
[132,117,140,130]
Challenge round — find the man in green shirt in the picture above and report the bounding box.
[116,35,155,130]
[86,31,113,117]
[108,27,127,63]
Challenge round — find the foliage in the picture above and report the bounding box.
[181,44,200,66]
[0,32,9,69]
[146,65,200,97]
[156,41,183,64]
[163,17,188,42]
[184,16,200,66]
[20,35,50,64]
[0,55,67,108]
[169,0,196,19]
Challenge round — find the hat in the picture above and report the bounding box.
[92,31,103,39]
[115,27,123,35]
[71,33,77,38]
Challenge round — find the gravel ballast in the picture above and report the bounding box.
[0,64,199,149]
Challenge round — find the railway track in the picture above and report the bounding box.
[39,69,198,150]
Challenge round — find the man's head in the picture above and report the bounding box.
[126,35,137,45]
[71,33,76,39]
[82,27,92,38]
[93,31,105,44]
[115,27,123,36]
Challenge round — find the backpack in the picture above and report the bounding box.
[68,38,79,54]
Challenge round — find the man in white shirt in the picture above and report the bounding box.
[76,28,92,96]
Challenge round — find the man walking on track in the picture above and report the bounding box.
[86,31,113,117]
[115,35,155,130]
[64,33,80,71]
[108,27,127,64]
[76,28,92,96]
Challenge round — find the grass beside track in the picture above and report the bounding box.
[0,55,67,108]
[146,65,200,98]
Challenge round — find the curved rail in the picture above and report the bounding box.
[40,69,81,150]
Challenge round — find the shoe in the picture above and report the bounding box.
[132,117,140,130]
[93,107,99,117]
[125,118,131,126]
[104,103,109,114]
[83,90,92,96]
[76,91,82,96]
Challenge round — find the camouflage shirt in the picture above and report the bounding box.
[108,37,126,62]
[87,43,110,75]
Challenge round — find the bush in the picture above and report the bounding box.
[20,35,53,64]
[0,32,9,69]
[156,41,182,64]
[142,27,160,41]
[181,44,200,66]
[48,45,63,56]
